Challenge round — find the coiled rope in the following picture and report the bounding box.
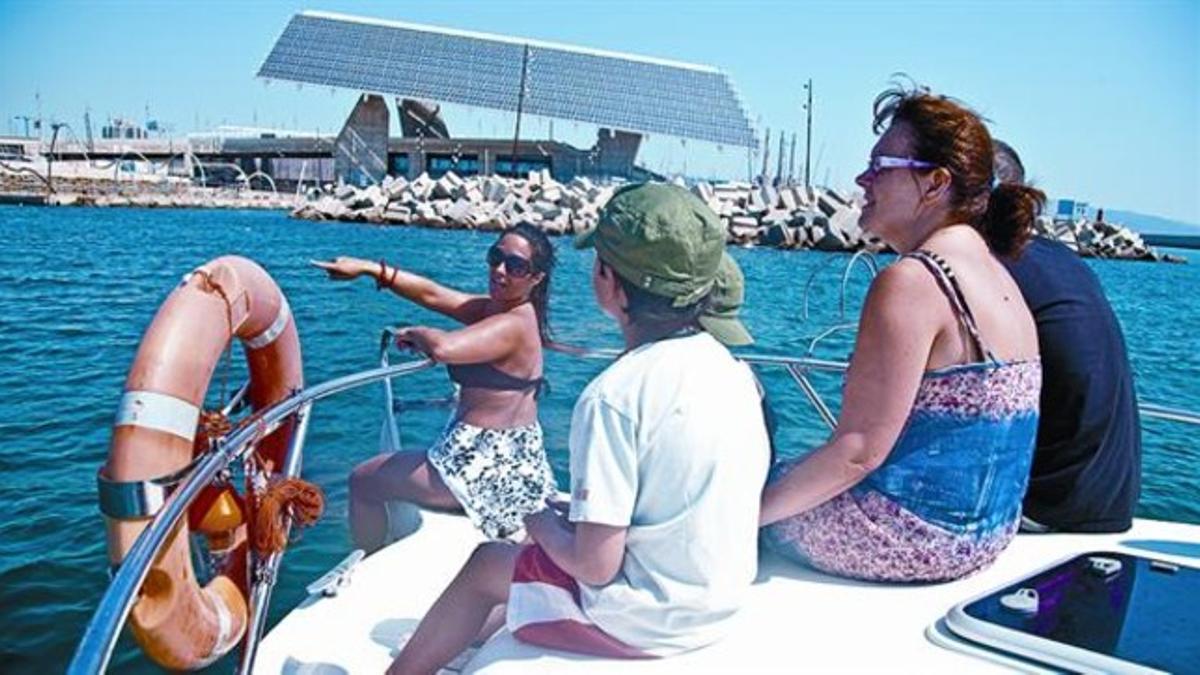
[253,478,325,555]
[189,268,326,556]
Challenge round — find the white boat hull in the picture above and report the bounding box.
[256,512,1200,674]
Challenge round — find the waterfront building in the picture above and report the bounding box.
[9,11,756,192]
[1052,198,1091,222]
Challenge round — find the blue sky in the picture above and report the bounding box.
[1,0,1196,224]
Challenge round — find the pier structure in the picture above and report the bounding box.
[4,11,756,193]
[253,10,756,187]
[0,130,631,194]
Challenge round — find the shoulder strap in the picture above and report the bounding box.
[904,250,997,362]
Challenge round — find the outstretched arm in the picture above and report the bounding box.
[395,310,530,365]
[759,261,937,526]
[311,256,488,324]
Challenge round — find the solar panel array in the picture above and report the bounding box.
[258,12,756,147]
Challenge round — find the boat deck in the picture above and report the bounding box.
[256,512,1200,674]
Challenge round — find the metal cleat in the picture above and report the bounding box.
[1086,555,1122,578]
[999,588,1039,616]
[306,549,365,598]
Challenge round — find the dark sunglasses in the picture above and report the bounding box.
[486,245,535,278]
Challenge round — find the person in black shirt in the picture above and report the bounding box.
[996,140,1141,532]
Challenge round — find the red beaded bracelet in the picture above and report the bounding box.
[376,259,388,290]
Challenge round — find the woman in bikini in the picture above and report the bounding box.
[760,83,1045,582]
[313,223,557,550]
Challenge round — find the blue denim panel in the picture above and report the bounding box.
[857,410,1038,536]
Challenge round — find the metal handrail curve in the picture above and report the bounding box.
[71,344,1198,673]
[1140,402,1200,426]
[75,345,847,673]
[70,357,435,675]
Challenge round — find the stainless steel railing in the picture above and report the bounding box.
[71,339,1198,673]
[70,357,435,675]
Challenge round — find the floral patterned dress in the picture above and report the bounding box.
[764,250,1041,582]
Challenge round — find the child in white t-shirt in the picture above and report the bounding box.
[388,184,770,674]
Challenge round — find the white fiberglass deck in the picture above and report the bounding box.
[256,512,1200,674]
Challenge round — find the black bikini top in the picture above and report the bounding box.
[450,326,697,396]
[446,362,546,396]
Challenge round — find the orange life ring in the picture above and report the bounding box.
[98,255,302,669]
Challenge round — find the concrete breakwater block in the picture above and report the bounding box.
[1043,216,1174,262]
[384,177,409,201]
[482,178,508,203]
[767,205,794,221]
[443,199,474,225]
[431,172,464,200]
[759,223,794,248]
[778,188,798,212]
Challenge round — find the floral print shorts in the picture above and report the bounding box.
[427,419,556,539]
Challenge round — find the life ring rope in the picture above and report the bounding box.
[254,478,325,555]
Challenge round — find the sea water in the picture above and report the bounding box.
[0,206,1195,671]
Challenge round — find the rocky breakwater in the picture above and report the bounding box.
[693,181,877,252]
[292,173,1180,262]
[1035,215,1185,263]
[293,172,877,253]
[293,170,609,236]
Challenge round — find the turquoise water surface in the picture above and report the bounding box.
[0,206,1196,671]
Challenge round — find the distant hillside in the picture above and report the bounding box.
[1100,209,1200,236]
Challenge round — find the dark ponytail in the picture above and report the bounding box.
[981,182,1045,258]
[987,138,1045,258]
[505,223,556,344]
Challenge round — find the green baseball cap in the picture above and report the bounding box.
[698,252,754,346]
[575,183,725,307]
